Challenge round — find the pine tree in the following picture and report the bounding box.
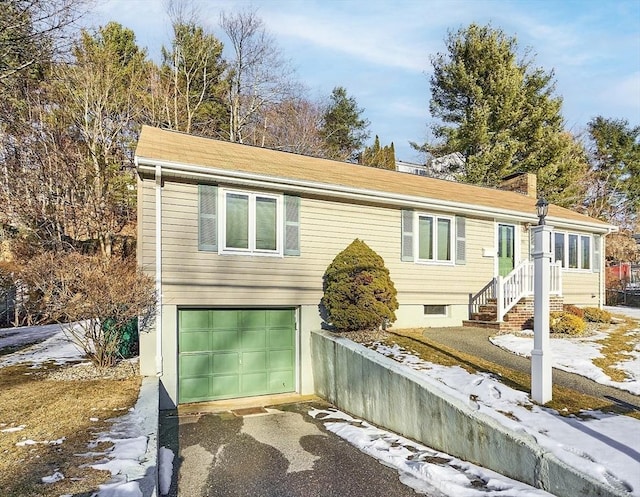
[320,86,370,162]
[424,23,586,204]
[585,117,640,228]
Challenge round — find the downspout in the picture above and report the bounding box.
[155,164,163,376]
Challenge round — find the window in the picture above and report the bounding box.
[401,211,463,264]
[554,232,565,266]
[552,231,592,270]
[222,190,280,254]
[198,185,301,257]
[424,305,447,316]
[417,214,453,263]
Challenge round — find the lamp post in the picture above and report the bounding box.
[532,197,552,404]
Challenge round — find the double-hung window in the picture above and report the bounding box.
[223,190,281,255]
[417,213,453,263]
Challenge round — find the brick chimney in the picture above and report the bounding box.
[499,172,537,197]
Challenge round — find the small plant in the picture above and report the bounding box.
[322,239,398,332]
[550,311,586,336]
[563,304,584,319]
[583,307,612,323]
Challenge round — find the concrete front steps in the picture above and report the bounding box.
[463,297,563,333]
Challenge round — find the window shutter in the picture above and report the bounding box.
[198,184,217,251]
[284,195,300,256]
[401,210,414,261]
[593,234,601,273]
[455,216,466,264]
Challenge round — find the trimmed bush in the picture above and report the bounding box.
[583,307,612,323]
[563,304,584,319]
[550,311,586,336]
[322,239,398,332]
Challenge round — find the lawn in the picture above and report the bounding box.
[0,361,140,497]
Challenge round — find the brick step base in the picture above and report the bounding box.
[462,319,502,330]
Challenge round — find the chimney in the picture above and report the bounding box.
[499,172,537,197]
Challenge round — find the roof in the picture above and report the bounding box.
[135,126,612,231]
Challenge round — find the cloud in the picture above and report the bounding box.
[266,12,429,72]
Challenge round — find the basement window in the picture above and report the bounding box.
[424,305,448,316]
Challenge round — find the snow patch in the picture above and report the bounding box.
[159,446,175,495]
[41,471,64,484]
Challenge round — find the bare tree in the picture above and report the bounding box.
[250,96,327,156]
[0,0,90,84]
[150,1,227,136]
[220,8,298,144]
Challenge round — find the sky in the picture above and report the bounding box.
[1,305,638,496]
[88,0,640,161]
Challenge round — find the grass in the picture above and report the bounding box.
[0,361,141,497]
[379,328,640,420]
[592,317,639,382]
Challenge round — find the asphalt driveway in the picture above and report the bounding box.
[160,400,429,497]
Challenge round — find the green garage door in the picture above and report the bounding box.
[178,309,296,404]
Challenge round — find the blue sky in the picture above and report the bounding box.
[90,0,640,162]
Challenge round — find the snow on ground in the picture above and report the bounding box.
[491,308,640,395]
[370,341,640,496]
[2,310,640,497]
[310,407,556,497]
[0,322,86,367]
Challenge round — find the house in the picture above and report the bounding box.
[135,126,615,408]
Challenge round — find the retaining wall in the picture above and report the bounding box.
[311,329,626,497]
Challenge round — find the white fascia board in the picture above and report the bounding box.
[136,156,614,235]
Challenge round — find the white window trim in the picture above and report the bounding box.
[552,231,593,272]
[414,212,455,265]
[219,188,284,257]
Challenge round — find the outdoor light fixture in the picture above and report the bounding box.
[536,197,549,226]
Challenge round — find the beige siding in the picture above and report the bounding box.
[154,179,496,307]
[138,175,156,275]
[140,177,604,312]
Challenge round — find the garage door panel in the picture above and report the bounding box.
[180,310,210,329]
[212,375,240,398]
[212,352,239,374]
[242,350,267,373]
[180,331,211,352]
[242,310,267,329]
[267,309,295,328]
[269,349,294,370]
[268,328,294,348]
[241,372,268,395]
[180,354,210,376]
[211,329,240,350]
[180,376,210,402]
[242,329,266,349]
[211,310,240,330]
[269,371,294,392]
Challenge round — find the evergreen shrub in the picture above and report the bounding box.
[550,311,586,335]
[321,239,398,332]
[583,307,612,323]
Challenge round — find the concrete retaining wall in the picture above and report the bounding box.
[311,329,626,497]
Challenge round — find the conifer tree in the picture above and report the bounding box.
[320,86,370,162]
[423,23,587,206]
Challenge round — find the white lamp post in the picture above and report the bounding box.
[531,197,552,404]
